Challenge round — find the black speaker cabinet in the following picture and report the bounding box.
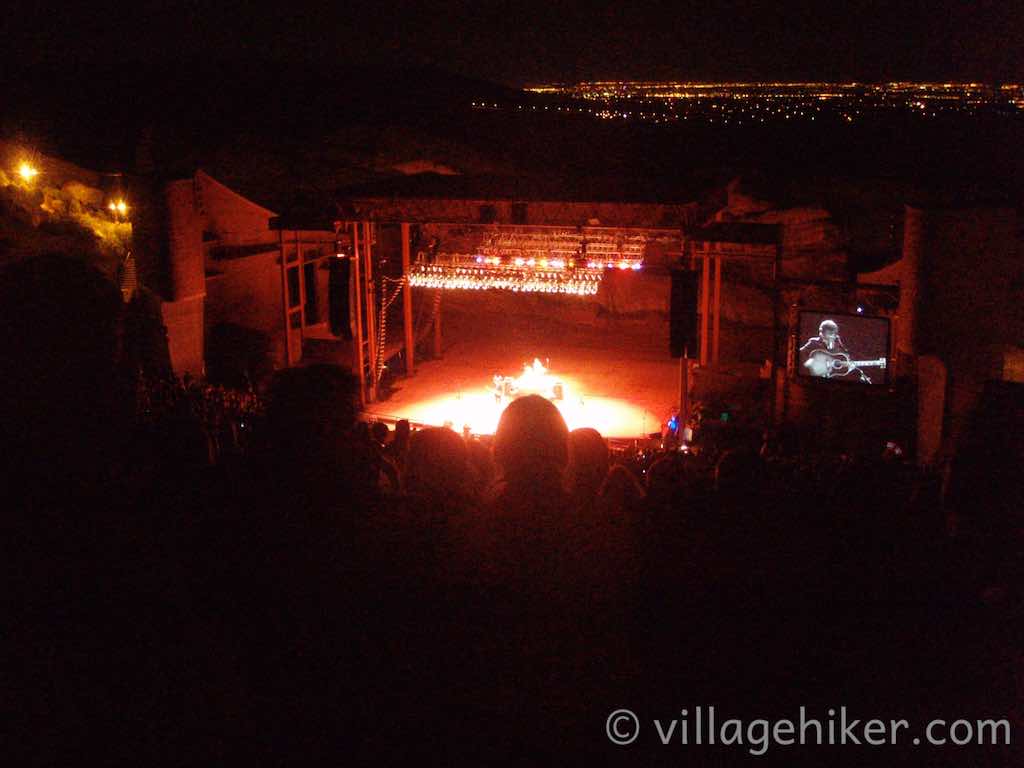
[670,269,699,358]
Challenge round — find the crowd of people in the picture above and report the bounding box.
[6,254,1022,765]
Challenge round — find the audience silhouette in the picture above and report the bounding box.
[5,254,1020,765]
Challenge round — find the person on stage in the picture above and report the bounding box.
[800,319,872,383]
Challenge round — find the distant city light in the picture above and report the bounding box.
[489,81,1024,127]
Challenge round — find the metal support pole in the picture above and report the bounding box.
[771,242,782,426]
[712,255,722,366]
[433,289,442,358]
[679,350,691,438]
[351,222,366,407]
[401,222,415,374]
[699,251,710,366]
[363,221,377,403]
[278,228,293,366]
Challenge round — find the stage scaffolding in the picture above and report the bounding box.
[339,220,683,407]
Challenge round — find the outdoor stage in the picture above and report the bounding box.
[363,331,679,439]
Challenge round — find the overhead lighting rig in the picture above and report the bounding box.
[408,228,645,296]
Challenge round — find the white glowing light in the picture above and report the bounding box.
[408,262,605,296]
[372,373,655,438]
[17,162,38,182]
[408,248,643,297]
[512,358,561,396]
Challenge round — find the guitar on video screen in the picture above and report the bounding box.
[804,350,887,382]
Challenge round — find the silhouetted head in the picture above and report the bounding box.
[646,453,687,496]
[370,420,389,447]
[264,364,360,458]
[714,447,767,496]
[598,464,646,516]
[403,426,471,500]
[567,427,609,502]
[493,395,569,486]
[465,437,495,493]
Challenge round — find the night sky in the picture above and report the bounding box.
[5,0,1022,85]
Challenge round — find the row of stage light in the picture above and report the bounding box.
[407,253,643,296]
[477,229,649,260]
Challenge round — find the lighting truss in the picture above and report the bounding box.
[409,257,605,295]
[409,228,647,296]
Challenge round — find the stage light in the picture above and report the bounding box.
[856,306,864,314]
[408,261,604,296]
[412,232,646,296]
[17,161,38,183]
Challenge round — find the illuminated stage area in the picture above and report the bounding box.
[364,333,678,439]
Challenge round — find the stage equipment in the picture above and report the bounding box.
[669,268,699,358]
[491,358,566,403]
[408,228,647,295]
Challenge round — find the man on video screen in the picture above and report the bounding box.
[800,319,873,383]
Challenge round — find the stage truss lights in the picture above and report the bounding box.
[410,228,649,296]
[409,259,606,296]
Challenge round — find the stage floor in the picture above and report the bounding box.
[364,334,680,439]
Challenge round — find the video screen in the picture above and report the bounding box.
[797,311,890,385]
